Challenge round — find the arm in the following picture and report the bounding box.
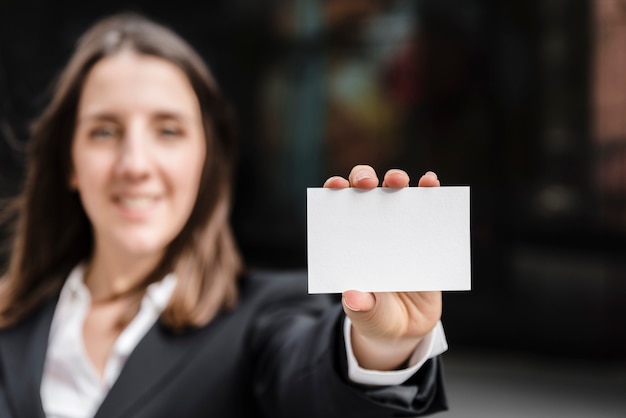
[249,272,448,417]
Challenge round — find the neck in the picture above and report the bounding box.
[85,247,163,301]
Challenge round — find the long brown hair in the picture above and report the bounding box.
[0,12,243,331]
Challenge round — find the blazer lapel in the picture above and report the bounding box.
[94,313,225,418]
[0,297,57,418]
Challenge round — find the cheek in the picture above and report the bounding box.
[71,153,111,194]
[175,154,206,204]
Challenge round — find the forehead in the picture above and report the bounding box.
[78,51,201,118]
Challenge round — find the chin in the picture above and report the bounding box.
[100,229,172,262]
[116,239,168,260]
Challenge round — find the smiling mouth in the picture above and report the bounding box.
[117,196,158,210]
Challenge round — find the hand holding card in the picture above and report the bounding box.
[312,167,469,371]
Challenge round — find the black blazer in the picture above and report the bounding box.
[0,270,448,417]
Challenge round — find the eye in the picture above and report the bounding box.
[89,125,120,140]
[158,124,184,139]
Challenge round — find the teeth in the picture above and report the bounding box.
[119,197,156,210]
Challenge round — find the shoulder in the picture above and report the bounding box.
[0,295,58,336]
[235,268,340,318]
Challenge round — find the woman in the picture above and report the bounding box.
[0,12,448,418]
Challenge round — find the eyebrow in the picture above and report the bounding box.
[76,112,120,125]
[76,111,192,125]
[152,112,190,123]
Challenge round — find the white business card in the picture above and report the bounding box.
[307,187,471,293]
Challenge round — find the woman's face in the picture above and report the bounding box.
[71,51,207,265]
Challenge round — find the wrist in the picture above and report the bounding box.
[350,327,423,371]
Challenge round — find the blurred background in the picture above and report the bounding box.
[1,0,625,416]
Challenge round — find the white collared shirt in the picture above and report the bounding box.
[40,265,447,417]
[40,265,177,418]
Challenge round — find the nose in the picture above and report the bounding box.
[114,126,151,180]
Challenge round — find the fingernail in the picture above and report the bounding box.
[342,296,362,312]
[425,171,438,179]
[355,170,373,182]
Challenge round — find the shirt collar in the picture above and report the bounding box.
[58,263,177,312]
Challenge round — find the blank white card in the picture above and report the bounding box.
[307,187,471,293]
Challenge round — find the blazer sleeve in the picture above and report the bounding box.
[246,270,448,418]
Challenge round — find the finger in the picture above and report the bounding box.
[417,171,440,187]
[342,290,376,313]
[382,169,410,188]
[323,176,350,189]
[348,165,379,189]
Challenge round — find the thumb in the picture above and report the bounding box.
[342,290,376,313]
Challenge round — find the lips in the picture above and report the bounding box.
[112,193,162,217]
[118,196,158,210]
